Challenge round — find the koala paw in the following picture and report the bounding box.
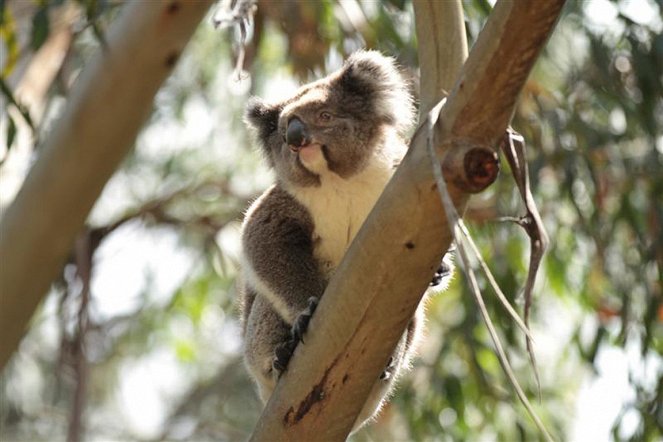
[272,297,319,377]
[430,259,452,287]
[380,356,395,381]
[273,340,297,375]
[292,297,319,343]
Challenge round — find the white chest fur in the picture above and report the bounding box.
[289,155,397,275]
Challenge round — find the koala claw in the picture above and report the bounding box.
[272,297,320,377]
[430,260,452,287]
[292,297,319,343]
[380,356,395,380]
[273,340,297,375]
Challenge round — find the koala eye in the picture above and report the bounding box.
[319,111,333,122]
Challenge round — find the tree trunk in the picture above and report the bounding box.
[0,1,214,370]
[249,1,566,440]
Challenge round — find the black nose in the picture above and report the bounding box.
[286,117,310,148]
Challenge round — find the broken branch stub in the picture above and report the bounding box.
[442,141,500,193]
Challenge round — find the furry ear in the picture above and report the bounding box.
[245,97,282,144]
[337,50,415,133]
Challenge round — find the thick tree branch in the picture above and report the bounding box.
[249,0,565,440]
[0,0,214,370]
[414,0,467,116]
[439,1,565,142]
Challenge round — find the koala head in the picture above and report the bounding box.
[245,50,414,187]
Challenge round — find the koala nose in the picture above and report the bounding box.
[286,117,311,149]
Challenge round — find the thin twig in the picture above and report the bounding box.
[500,127,550,396]
[212,0,257,80]
[88,180,238,245]
[455,217,535,342]
[67,231,92,442]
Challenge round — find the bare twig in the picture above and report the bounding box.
[500,127,550,394]
[67,231,92,442]
[455,217,535,342]
[212,0,256,31]
[212,0,257,80]
[86,180,244,251]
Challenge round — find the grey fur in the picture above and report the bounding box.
[240,50,441,432]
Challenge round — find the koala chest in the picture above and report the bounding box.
[291,164,394,275]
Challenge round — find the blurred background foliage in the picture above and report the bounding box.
[1,0,661,441]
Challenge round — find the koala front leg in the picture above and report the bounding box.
[242,187,328,376]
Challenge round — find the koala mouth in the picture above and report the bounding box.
[290,143,323,154]
[293,144,327,172]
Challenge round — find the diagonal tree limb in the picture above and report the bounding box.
[0,0,214,370]
[249,1,566,440]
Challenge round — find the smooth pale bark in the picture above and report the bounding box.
[0,0,214,369]
[1,3,78,213]
[414,0,468,116]
[249,0,565,440]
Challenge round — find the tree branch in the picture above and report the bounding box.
[0,0,214,370]
[249,0,565,440]
[414,0,467,116]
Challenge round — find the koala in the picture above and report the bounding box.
[239,50,453,432]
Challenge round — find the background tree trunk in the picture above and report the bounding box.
[0,1,214,370]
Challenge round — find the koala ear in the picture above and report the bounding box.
[245,97,282,143]
[337,50,415,133]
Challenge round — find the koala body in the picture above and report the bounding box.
[240,51,450,432]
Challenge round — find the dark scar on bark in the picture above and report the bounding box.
[283,357,339,426]
[167,2,180,14]
[165,52,179,68]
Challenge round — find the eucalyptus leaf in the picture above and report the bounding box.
[31,7,50,51]
[6,113,16,152]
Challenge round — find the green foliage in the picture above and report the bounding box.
[3,114,16,159]
[30,6,50,51]
[0,77,36,159]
